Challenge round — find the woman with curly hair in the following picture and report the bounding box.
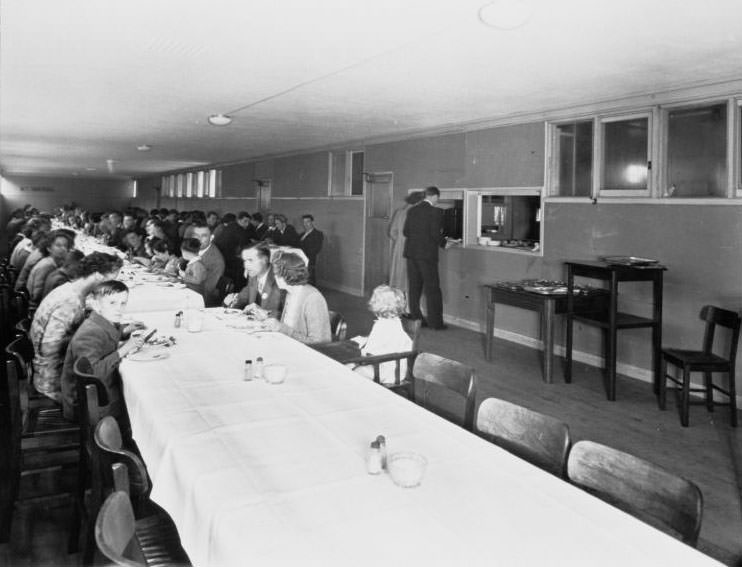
[262,251,331,344]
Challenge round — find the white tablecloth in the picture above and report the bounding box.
[125,283,204,314]
[121,310,720,567]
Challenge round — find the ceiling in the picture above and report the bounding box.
[2,0,742,179]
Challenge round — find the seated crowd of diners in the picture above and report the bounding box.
[5,204,412,432]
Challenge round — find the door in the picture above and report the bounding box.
[363,172,393,294]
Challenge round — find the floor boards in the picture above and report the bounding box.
[2,289,740,566]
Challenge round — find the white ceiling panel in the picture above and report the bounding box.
[2,0,742,178]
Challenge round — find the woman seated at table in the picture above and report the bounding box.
[26,229,74,304]
[262,251,331,344]
[148,239,180,276]
[179,237,207,298]
[350,284,413,384]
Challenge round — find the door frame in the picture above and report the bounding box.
[361,171,394,296]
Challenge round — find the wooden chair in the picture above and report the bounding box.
[567,440,703,546]
[659,305,740,427]
[94,416,151,513]
[1,340,79,543]
[95,490,191,567]
[475,397,571,478]
[348,351,419,396]
[14,318,31,339]
[411,352,477,431]
[328,310,348,341]
[69,357,110,560]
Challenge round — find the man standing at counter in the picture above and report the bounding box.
[403,185,446,330]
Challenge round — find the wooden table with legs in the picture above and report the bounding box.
[564,260,666,401]
[484,282,607,383]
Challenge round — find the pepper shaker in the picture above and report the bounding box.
[376,435,387,469]
[243,359,253,381]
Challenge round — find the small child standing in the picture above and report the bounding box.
[352,285,413,384]
[61,280,145,422]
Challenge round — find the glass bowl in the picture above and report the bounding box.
[387,452,427,488]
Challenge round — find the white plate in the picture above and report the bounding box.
[128,348,170,362]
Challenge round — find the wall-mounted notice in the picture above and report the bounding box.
[20,186,54,192]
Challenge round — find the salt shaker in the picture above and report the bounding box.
[366,441,382,475]
[243,360,253,381]
[376,435,387,469]
[254,357,264,380]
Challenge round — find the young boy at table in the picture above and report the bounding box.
[179,237,207,299]
[60,280,145,422]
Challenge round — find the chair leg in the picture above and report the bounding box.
[680,367,691,427]
[658,358,667,410]
[703,372,714,412]
[729,369,737,428]
[0,471,19,543]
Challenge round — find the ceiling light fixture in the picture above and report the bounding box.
[478,0,533,30]
[137,144,152,152]
[208,114,233,126]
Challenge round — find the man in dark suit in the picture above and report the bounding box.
[271,214,300,247]
[251,212,268,241]
[403,185,446,329]
[213,211,256,288]
[192,222,225,307]
[223,243,284,317]
[299,214,324,285]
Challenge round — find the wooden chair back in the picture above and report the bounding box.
[350,351,418,389]
[95,416,150,500]
[14,318,31,339]
[328,310,348,341]
[567,440,703,546]
[475,397,571,477]
[700,305,741,365]
[94,490,146,567]
[5,336,34,421]
[412,352,477,431]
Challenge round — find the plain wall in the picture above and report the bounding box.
[132,120,742,394]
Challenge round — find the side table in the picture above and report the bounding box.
[484,282,607,383]
[564,260,666,401]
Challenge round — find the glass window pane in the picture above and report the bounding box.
[176,174,184,197]
[602,117,648,191]
[329,152,346,195]
[667,103,727,198]
[196,171,205,198]
[351,152,364,195]
[556,121,593,196]
[208,169,219,198]
[185,173,193,198]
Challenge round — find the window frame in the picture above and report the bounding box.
[596,111,653,198]
[548,117,595,199]
[328,150,365,198]
[660,98,732,199]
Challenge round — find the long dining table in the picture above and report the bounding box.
[119,308,721,567]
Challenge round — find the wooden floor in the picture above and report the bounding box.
[2,288,740,566]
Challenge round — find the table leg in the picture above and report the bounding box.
[606,273,618,401]
[564,268,574,383]
[542,299,555,384]
[485,301,495,361]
